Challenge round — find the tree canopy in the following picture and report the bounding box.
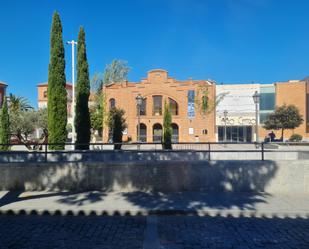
[0,98,10,150]
[10,108,47,145]
[8,93,33,113]
[107,107,127,149]
[75,26,91,150]
[47,12,67,150]
[263,104,303,140]
[92,59,130,93]
[90,59,130,138]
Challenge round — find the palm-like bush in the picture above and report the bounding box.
[8,93,33,113]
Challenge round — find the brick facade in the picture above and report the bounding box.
[37,83,73,117]
[260,80,309,140]
[103,69,216,142]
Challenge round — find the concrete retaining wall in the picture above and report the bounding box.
[0,160,308,194]
[0,150,307,163]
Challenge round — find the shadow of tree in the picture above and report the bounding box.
[0,158,279,212]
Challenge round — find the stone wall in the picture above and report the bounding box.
[0,160,308,194]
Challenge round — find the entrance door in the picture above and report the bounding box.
[218,126,252,142]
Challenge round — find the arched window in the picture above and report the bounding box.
[171,123,179,142]
[153,123,163,142]
[152,95,162,115]
[169,98,179,115]
[137,98,147,116]
[137,123,147,142]
[109,98,116,108]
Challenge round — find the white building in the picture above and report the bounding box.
[216,83,275,142]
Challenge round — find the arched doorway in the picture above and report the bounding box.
[137,123,147,142]
[153,123,162,142]
[171,123,179,142]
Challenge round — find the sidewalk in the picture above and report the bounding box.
[0,191,308,217]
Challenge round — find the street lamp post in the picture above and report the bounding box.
[223,110,228,142]
[252,91,260,143]
[66,40,77,149]
[136,94,143,148]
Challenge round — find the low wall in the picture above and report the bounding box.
[0,150,308,163]
[0,160,308,194]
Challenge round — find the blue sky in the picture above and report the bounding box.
[1,0,309,107]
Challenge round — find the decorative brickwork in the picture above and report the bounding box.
[103,69,216,142]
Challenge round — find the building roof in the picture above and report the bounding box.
[104,69,215,89]
[0,81,8,86]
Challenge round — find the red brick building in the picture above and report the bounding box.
[103,69,216,142]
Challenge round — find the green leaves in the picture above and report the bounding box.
[0,98,10,150]
[8,93,33,113]
[263,104,303,139]
[75,27,91,150]
[108,107,127,149]
[196,84,226,116]
[47,12,67,150]
[163,101,172,149]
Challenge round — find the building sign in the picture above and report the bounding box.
[217,116,256,126]
[189,128,194,135]
[187,90,195,118]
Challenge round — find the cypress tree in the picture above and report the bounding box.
[75,27,91,150]
[0,97,10,151]
[47,12,67,150]
[163,101,172,149]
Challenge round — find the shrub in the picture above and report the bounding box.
[107,107,127,150]
[163,101,172,149]
[289,134,302,142]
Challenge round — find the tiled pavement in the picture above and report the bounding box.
[0,215,308,249]
[0,215,146,249]
[158,216,309,249]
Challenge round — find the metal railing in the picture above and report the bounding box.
[0,141,309,163]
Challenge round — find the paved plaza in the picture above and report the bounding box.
[0,215,308,249]
[1,191,308,217]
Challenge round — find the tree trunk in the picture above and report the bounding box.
[281,128,284,142]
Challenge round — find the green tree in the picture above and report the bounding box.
[8,93,33,113]
[93,59,130,91]
[196,83,226,116]
[108,107,127,150]
[90,59,130,138]
[163,101,172,149]
[0,97,10,150]
[75,27,91,150]
[10,109,48,146]
[47,12,67,150]
[263,104,303,141]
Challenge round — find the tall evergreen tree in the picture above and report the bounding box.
[47,12,67,150]
[163,101,172,149]
[0,97,10,151]
[75,27,91,150]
